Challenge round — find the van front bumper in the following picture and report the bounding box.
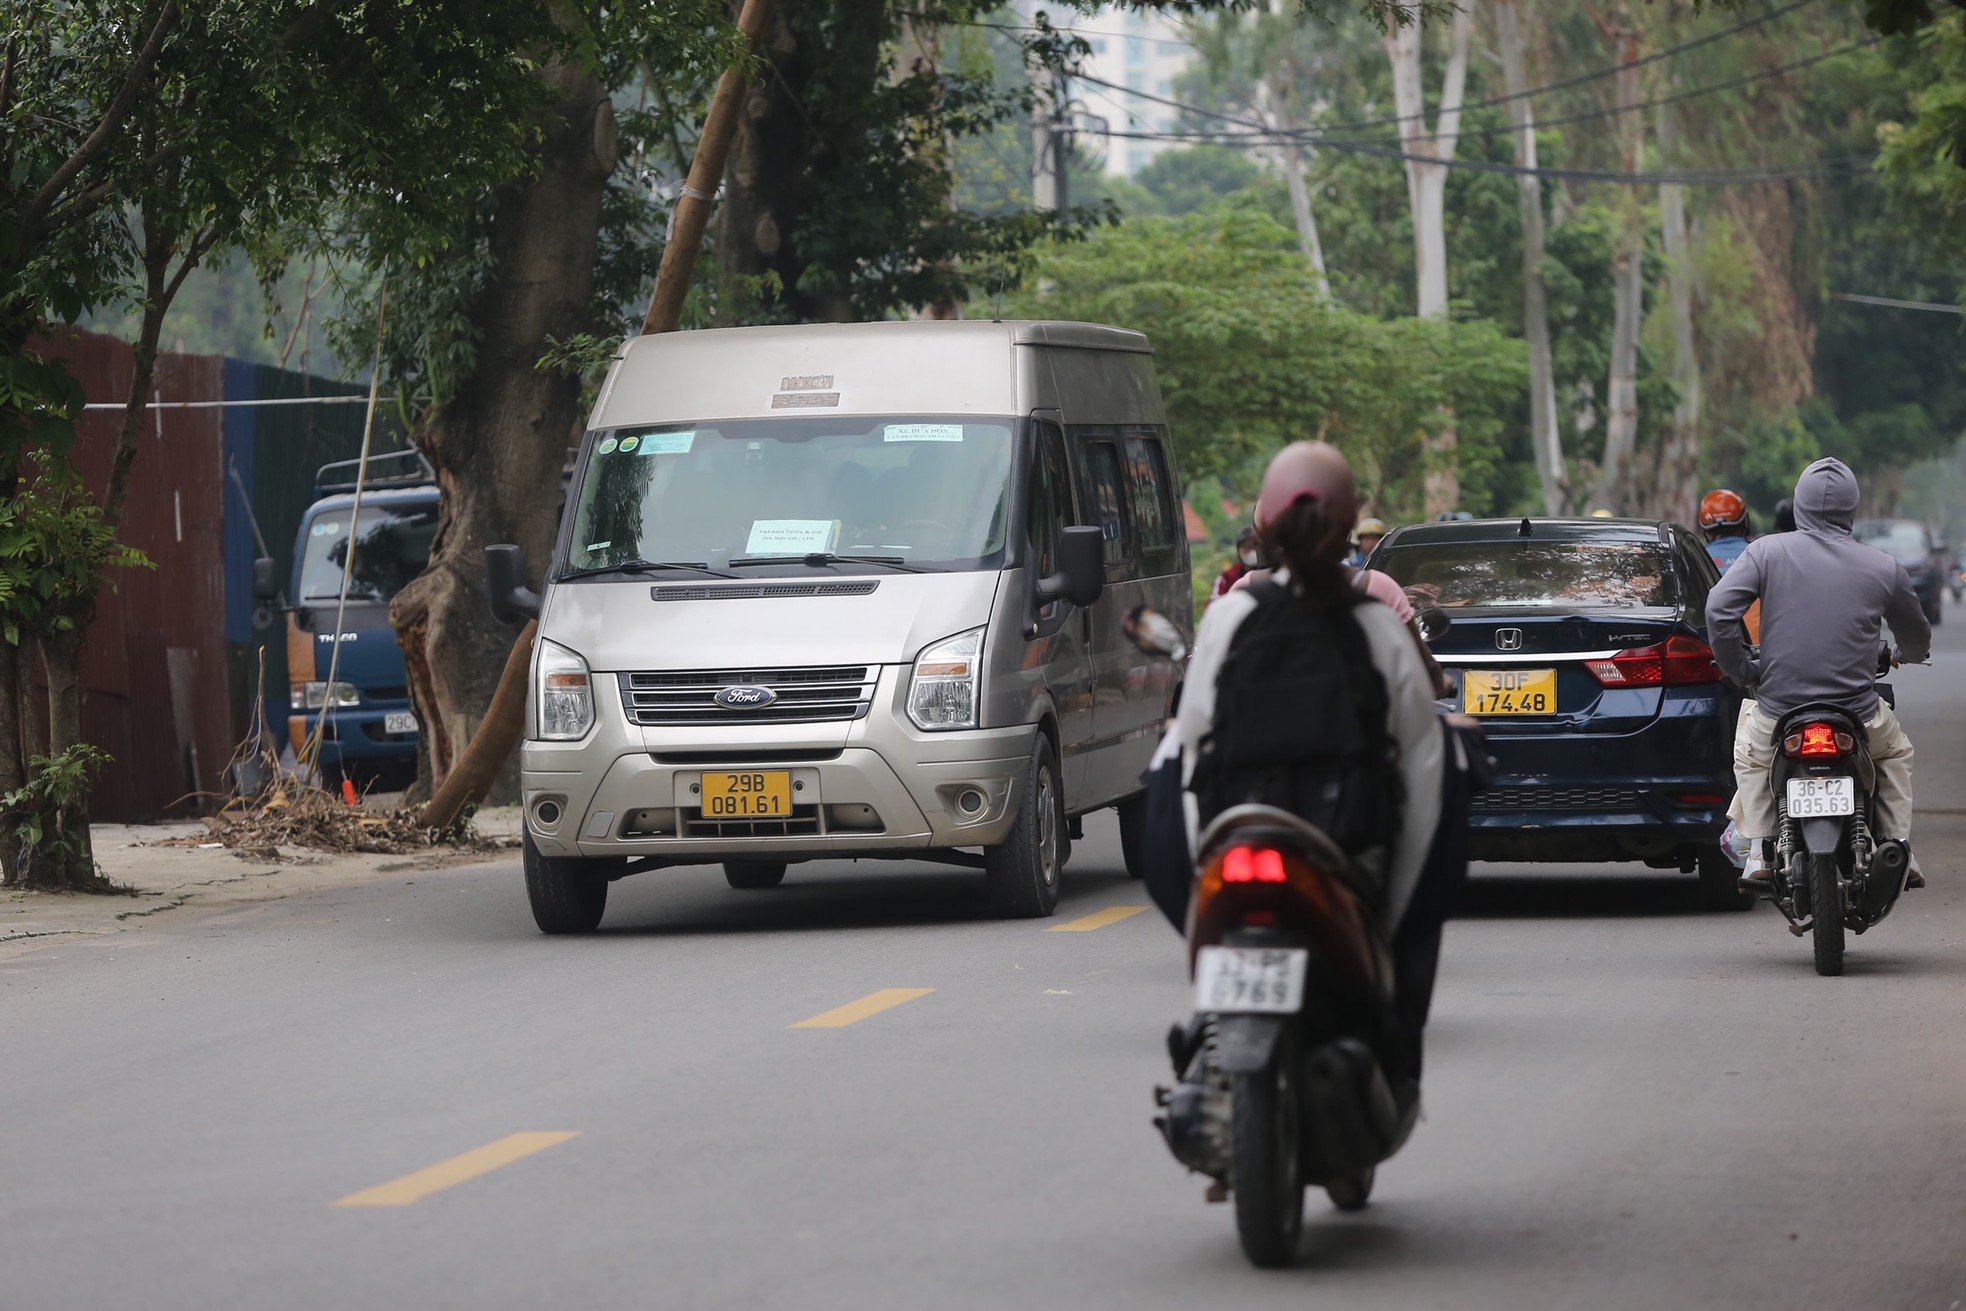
[521,690,1038,861]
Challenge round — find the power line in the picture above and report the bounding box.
[1096,125,1874,185]
[1828,291,1963,313]
[943,0,1820,137]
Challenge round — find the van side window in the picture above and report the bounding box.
[1027,420,1071,575]
[1079,440,1133,567]
[1123,436,1176,551]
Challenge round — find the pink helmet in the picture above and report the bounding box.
[1254,441,1359,535]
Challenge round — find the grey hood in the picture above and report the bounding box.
[1793,458,1858,535]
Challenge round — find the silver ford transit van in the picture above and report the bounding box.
[489,320,1192,932]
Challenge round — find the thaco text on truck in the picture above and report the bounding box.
[488,320,1194,932]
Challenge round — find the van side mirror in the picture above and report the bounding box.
[252,556,279,603]
[486,544,541,624]
[1037,526,1105,609]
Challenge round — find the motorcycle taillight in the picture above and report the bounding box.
[1783,721,1853,758]
[1221,846,1287,884]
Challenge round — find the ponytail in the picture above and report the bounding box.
[1260,497,1352,607]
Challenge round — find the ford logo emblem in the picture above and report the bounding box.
[714,685,778,709]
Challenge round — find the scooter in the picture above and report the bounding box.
[1763,647,1916,976]
[1126,604,1450,1268]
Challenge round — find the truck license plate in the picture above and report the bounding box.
[700,770,793,819]
[384,711,418,735]
[1193,946,1309,1014]
[1462,669,1557,716]
[1786,776,1855,818]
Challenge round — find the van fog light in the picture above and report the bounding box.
[533,798,563,827]
[957,789,986,816]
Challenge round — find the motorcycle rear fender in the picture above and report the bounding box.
[1212,1014,1287,1075]
[1799,817,1845,854]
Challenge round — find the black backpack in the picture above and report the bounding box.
[1190,580,1405,889]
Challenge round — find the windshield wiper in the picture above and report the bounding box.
[728,553,930,574]
[554,559,739,582]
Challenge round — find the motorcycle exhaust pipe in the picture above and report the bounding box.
[1864,839,1909,916]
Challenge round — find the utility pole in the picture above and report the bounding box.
[1031,67,1070,211]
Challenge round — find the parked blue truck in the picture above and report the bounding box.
[255,452,436,789]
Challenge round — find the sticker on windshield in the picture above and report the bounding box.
[884,423,964,443]
[596,436,619,455]
[636,431,694,455]
[586,541,611,552]
[745,519,840,555]
[312,520,341,536]
[617,435,639,454]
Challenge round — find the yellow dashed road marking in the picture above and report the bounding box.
[1047,904,1150,932]
[791,988,935,1028]
[333,1132,579,1208]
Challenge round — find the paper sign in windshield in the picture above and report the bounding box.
[746,519,840,555]
[884,423,964,443]
[636,431,694,455]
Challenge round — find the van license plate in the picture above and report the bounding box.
[701,770,794,819]
[384,712,418,735]
[1194,946,1309,1014]
[1462,669,1556,716]
[1787,776,1855,817]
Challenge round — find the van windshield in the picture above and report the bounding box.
[565,417,1016,573]
[299,502,438,603]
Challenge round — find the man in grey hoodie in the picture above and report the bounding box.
[1706,459,1931,886]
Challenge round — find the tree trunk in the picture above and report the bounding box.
[1495,0,1568,516]
[1652,98,1701,524]
[0,637,22,886]
[1280,141,1331,298]
[392,61,618,806]
[1591,9,1644,515]
[1384,6,1473,516]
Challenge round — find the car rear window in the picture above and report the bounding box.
[1376,542,1679,609]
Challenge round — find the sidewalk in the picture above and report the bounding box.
[1,804,522,959]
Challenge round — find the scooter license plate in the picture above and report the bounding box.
[1194,946,1309,1014]
[1786,776,1855,818]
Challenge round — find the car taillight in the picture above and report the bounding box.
[1783,722,1854,758]
[1221,847,1288,884]
[1585,635,1722,687]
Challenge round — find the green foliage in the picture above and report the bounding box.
[0,743,114,887]
[1002,200,1526,522]
[0,471,153,646]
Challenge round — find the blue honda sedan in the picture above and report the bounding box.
[1371,517,1748,910]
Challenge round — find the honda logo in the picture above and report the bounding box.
[1495,628,1524,651]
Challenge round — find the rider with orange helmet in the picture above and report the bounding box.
[1699,489,1753,573]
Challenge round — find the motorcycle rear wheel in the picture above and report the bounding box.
[1810,852,1845,976]
[1231,1053,1305,1267]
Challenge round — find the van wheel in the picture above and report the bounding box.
[1116,791,1148,879]
[985,737,1065,918]
[523,831,614,934]
[724,860,787,890]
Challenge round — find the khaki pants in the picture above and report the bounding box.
[1733,701,1915,841]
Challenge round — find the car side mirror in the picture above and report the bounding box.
[252,556,279,603]
[486,544,541,624]
[1123,606,1188,660]
[1037,525,1105,609]
[1417,606,1451,644]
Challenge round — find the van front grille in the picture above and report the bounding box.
[618,666,876,726]
[683,805,824,838]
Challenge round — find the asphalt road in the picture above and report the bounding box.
[5,619,1966,1310]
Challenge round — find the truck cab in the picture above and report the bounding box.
[263,452,437,789]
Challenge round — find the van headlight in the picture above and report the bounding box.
[908,627,983,731]
[536,640,595,741]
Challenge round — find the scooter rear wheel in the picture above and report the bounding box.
[1230,1052,1305,1267]
[1810,852,1845,976]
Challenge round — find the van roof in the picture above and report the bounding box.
[591,319,1150,431]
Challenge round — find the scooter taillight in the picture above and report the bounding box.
[1783,721,1854,758]
[1220,846,1288,884]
